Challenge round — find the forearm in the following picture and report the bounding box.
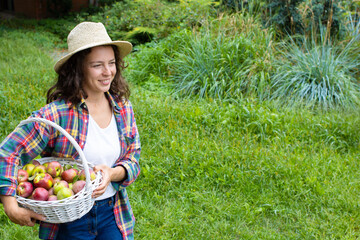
[0,195,18,212]
[110,165,127,182]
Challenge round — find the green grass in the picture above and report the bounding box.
[1,18,360,240]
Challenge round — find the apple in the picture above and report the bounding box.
[16,181,34,198]
[53,180,69,195]
[53,177,62,184]
[48,195,58,201]
[22,163,36,177]
[17,169,29,183]
[79,168,96,181]
[57,187,74,200]
[32,165,46,177]
[46,161,63,178]
[72,180,86,194]
[31,187,49,201]
[48,187,54,196]
[68,183,73,190]
[33,173,54,190]
[61,168,78,183]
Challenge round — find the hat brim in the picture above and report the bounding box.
[54,40,132,73]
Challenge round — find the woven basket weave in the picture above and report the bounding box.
[15,118,103,223]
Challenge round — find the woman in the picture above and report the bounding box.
[0,22,140,240]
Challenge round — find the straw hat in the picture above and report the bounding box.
[54,22,132,73]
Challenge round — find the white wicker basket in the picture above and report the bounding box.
[15,117,103,223]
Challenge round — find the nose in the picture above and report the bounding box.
[102,65,111,75]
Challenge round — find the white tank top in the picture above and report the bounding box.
[83,113,120,200]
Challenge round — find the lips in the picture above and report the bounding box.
[99,79,111,85]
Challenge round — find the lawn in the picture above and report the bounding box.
[1,10,360,240]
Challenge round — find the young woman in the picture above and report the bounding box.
[0,22,140,240]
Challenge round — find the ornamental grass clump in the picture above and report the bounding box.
[167,14,273,100]
[270,31,360,110]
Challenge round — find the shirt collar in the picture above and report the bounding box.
[77,92,122,113]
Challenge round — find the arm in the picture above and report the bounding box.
[114,100,141,190]
[94,99,141,195]
[0,114,53,225]
[0,195,45,226]
[92,165,127,198]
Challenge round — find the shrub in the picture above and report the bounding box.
[167,14,274,100]
[303,0,345,40]
[128,13,274,100]
[270,30,360,110]
[76,0,218,45]
[266,0,305,36]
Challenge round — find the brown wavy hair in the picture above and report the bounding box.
[47,45,130,105]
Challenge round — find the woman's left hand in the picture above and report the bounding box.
[92,164,112,198]
[92,164,127,198]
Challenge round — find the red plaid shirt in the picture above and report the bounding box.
[0,92,140,239]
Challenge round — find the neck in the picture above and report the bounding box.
[85,92,107,105]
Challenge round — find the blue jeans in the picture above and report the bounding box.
[56,196,123,240]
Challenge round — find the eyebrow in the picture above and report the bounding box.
[89,59,116,64]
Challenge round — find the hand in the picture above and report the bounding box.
[0,195,46,226]
[92,165,126,198]
[92,164,112,198]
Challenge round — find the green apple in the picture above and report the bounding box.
[57,187,74,200]
[53,180,69,195]
[22,163,36,177]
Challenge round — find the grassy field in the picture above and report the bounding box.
[1,20,360,240]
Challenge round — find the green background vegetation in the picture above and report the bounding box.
[1,0,360,239]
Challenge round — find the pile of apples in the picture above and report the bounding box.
[16,160,96,201]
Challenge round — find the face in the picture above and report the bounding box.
[82,45,116,97]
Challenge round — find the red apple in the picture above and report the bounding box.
[46,161,63,178]
[22,163,36,177]
[48,187,54,196]
[16,181,33,198]
[33,173,54,190]
[32,165,46,177]
[17,169,29,183]
[53,180,69,195]
[57,187,74,200]
[61,168,78,183]
[48,195,58,201]
[31,187,49,201]
[72,180,86,194]
[79,168,96,181]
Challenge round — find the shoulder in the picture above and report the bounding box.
[31,99,73,121]
[107,92,133,112]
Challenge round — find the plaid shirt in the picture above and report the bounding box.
[0,92,140,240]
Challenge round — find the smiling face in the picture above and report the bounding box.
[82,45,116,98]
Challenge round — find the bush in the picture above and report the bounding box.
[270,30,360,109]
[128,13,274,101]
[76,0,218,45]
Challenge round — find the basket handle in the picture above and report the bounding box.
[17,117,92,192]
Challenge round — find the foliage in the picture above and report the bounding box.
[303,0,345,40]
[128,13,274,101]
[270,30,360,109]
[266,0,305,36]
[217,0,264,14]
[76,0,218,45]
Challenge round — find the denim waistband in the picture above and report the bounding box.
[94,194,116,206]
